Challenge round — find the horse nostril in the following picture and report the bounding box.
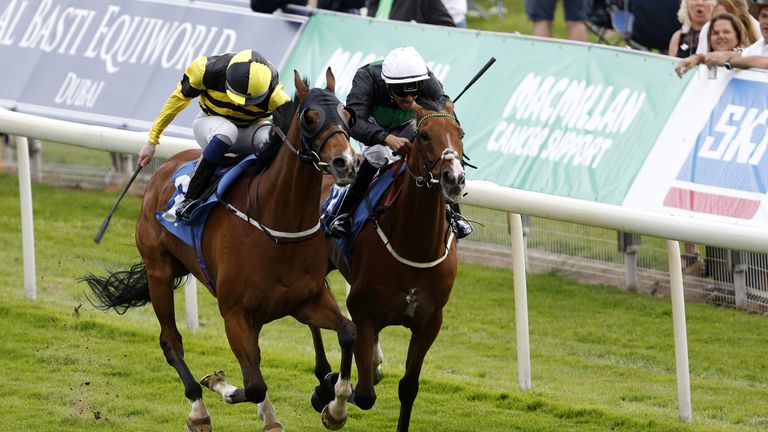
[442,171,456,184]
[457,173,465,186]
[332,158,348,171]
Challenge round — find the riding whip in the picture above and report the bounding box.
[453,57,496,103]
[93,164,143,244]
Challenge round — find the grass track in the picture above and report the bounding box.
[1,174,768,431]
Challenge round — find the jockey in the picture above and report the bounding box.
[324,46,473,239]
[138,49,291,221]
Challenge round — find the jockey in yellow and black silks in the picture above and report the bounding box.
[138,49,290,221]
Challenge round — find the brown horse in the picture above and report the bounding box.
[311,97,466,432]
[82,69,359,432]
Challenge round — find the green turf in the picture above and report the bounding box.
[1,173,767,431]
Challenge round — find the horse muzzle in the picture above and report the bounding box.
[440,169,465,204]
[328,151,357,186]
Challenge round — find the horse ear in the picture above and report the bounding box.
[294,70,308,100]
[325,67,336,93]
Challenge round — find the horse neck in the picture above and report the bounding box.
[384,158,449,258]
[256,127,321,228]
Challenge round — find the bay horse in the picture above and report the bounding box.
[311,97,466,432]
[82,69,358,432]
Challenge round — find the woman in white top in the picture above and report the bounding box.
[676,12,750,76]
[695,0,759,53]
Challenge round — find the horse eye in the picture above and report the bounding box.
[419,132,429,141]
[301,110,317,128]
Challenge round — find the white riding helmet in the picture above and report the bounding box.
[381,46,429,84]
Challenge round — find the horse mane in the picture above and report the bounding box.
[243,80,305,175]
[419,95,449,113]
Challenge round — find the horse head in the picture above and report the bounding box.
[409,98,466,204]
[293,68,357,186]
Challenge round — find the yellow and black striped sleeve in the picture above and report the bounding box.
[147,56,207,145]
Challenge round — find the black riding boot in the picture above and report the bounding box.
[325,160,377,238]
[177,157,217,221]
[448,203,473,239]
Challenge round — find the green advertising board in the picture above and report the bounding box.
[281,12,690,204]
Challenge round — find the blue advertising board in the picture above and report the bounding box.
[0,0,305,138]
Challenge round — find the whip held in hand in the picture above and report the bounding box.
[93,164,143,244]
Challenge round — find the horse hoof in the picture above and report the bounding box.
[263,421,284,432]
[321,405,346,430]
[187,416,212,432]
[200,370,227,389]
[311,389,326,413]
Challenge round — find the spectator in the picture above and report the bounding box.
[367,0,456,26]
[695,0,759,53]
[629,0,681,51]
[441,0,468,28]
[250,0,308,13]
[669,0,717,58]
[317,0,365,14]
[525,0,588,41]
[706,0,768,66]
[675,13,750,76]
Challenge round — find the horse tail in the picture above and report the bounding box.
[81,261,182,315]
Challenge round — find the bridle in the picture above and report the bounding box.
[270,88,354,173]
[374,110,464,268]
[403,112,462,190]
[225,87,354,243]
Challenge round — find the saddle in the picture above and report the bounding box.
[157,155,257,247]
[321,162,405,263]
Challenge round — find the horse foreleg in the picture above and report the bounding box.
[258,394,285,432]
[147,270,211,431]
[309,325,335,413]
[218,312,268,404]
[397,311,443,432]
[372,335,384,385]
[349,320,378,411]
[295,295,356,430]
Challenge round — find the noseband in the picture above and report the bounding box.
[405,112,461,189]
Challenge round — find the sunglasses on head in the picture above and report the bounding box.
[389,81,424,97]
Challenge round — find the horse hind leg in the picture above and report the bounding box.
[199,371,284,431]
[146,270,211,431]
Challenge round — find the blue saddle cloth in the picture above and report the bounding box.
[321,163,406,262]
[156,155,258,248]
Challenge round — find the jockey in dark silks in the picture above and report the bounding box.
[138,49,291,222]
[324,46,473,239]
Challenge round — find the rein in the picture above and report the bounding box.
[404,113,459,189]
[372,111,460,268]
[222,89,351,243]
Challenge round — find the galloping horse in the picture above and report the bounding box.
[312,97,465,432]
[82,69,358,432]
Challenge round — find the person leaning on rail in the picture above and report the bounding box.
[138,49,290,222]
[702,0,768,68]
[675,12,750,77]
[322,46,473,240]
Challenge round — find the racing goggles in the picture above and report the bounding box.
[389,80,425,97]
